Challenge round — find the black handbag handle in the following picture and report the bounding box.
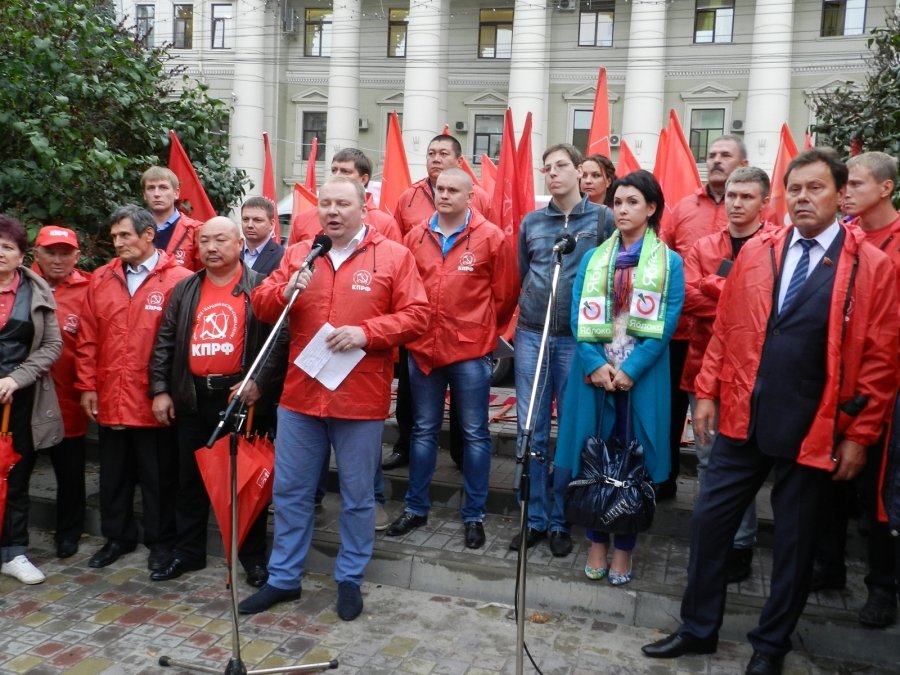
[596,387,634,444]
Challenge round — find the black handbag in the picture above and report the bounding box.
[563,393,656,535]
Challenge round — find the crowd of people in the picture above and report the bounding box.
[0,133,898,675]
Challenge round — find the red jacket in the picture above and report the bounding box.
[32,265,91,437]
[695,225,899,471]
[395,178,492,235]
[680,223,775,392]
[75,252,192,427]
[164,212,202,270]
[660,186,729,340]
[404,212,517,374]
[288,193,403,246]
[251,227,430,420]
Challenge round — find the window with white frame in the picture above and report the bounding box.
[478,9,513,59]
[388,9,408,58]
[821,0,866,37]
[473,114,504,164]
[578,1,614,47]
[305,9,333,57]
[173,3,193,49]
[571,109,593,151]
[302,112,327,160]
[694,0,734,44]
[136,4,155,47]
[689,108,726,162]
[211,3,234,49]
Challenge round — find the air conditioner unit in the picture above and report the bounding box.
[731,119,744,132]
[557,0,577,11]
[358,118,369,131]
[454,121,468,133]
[609,133,622,148]
[282,5,296,33]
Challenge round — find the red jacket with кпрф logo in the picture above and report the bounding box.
[251,227,430,420]
[395,177,493,235]
[32,264,92,437]
[162,211,203,271]
[75,251,192,427]
[404,211,518,375]
[288,193,403,246]
[695,225,899,471]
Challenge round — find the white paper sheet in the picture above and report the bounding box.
[294,322,365,391]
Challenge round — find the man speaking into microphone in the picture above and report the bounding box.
[245,176,430,621]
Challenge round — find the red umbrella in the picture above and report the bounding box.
[0,403,22,539]
[195,407,274,563]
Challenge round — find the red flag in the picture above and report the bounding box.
[586,67,611,157]
[850,138,863,156]
[804,132,813,151]
[616,139,641,177]
[770,123,799,227]
[459,155,482,187]
[304,137,318,193]
[481,155,497,197]
[262,132,276,203]
[442,124,450,135]
[658,110,702,232]
[379,111,411,215]
[516,112,535,219]
[491,109,520,241]
[653,128,669,184]
[167,130,216,222]
[291,181,318,234]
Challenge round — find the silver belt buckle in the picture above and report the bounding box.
[206,374,219,389]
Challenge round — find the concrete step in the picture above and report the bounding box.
[27,443,893,671]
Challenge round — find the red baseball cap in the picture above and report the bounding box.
[34,226,79,249]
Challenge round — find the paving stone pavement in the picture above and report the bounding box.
[0,530,892,675]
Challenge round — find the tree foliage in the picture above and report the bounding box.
[0,0,249,265]
[810,12,900,159]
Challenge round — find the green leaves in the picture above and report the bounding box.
[0,0,249,268]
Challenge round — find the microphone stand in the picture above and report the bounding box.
[159,262,338,674]
[513,243,569,675]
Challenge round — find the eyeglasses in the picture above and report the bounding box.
[541,161,574,175]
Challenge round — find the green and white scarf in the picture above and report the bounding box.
[576,228,671,341]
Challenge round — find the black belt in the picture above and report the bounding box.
[193,373,243,392]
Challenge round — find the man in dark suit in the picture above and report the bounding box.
[241,196,284,276]
[641,148,899,675]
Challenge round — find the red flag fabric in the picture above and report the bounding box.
[616,139,642,177]
[459,155,482,187]
[167,130,216,222]
[290,182,318,239]
[770,123,799,227]
[304,137,318,193]
[804,132,813,151]
[0,404,21,539]
[653,128,669,184]
[850,138,863,156]
[379,111,411,216]
[516,112,535,220]
[658,110,702,232]
[491,109,520,240]
[586,67,611,157]
[442,124,450,135]
[480,155,497,197]
[262,132,276,203]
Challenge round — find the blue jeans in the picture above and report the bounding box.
[405,355,492,522]
[267,408,382,589]
[316,450,385,505]
[514,327,576,533]
[689,394,758,549]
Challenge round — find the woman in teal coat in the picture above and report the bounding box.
[555,170,684,586]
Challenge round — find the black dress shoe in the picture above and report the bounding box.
[88,541,137,569]
[508,528,547,551]
[56,540,79,559]
[150,557,205,582]
[745,650,784,675]
[726,547,754,584]
[808,565,846,592]
[382,451,409,470]
[238,583,301,615]
[549,531,573,557]
[147,549,172,572]
[245,564,269,588]
[386,511,427,536]
[464,521,485,549]
[641,632,718,658]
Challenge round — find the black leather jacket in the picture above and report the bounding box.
[148,263,288,415]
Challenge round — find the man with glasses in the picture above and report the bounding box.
[510,143,613,557]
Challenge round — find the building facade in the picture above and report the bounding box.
[115,0,894,198]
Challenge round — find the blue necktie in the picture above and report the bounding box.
[781,238,815,313]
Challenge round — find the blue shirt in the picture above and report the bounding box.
[428,210,472,257]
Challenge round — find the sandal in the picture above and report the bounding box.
[584,564,608,580]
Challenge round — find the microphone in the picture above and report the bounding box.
[300,234,333,270]
[552,233,576,254]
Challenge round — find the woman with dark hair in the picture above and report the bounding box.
[555,170,684,586]
[0,215,63,584]
[580,154,617,208]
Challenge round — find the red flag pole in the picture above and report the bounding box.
[262,132,277,203]
[304,137,318,193]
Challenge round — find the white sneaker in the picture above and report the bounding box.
[1,555,46,584]
[374,503,390,531]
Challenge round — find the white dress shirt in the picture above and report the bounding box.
[125,250,160,296]
[777,221,840,312]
